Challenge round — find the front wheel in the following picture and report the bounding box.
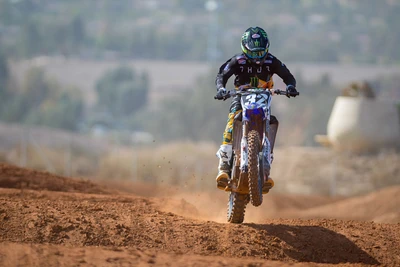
[248,130,263,206]
[227,192,247,223]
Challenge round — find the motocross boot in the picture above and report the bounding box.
[262,177,274,194]
[263,117,278,194]
[216,161,231,190]
[216,144,232,190]
[262,152,274,194]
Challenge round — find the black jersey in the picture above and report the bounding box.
[215,53,296,90]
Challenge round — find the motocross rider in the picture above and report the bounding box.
[215,26,298,192]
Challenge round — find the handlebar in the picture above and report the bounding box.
[214,88,299,100]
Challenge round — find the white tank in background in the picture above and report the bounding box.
[327,96,400,152]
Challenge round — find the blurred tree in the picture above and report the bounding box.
[17,20,42,57]
[95,65,149,125]
[0,51,9,114]
[2,67,50,122]
[70,15,86,45]
[0,51,8,88]
[22,67,50,108]
[176,0,207,12]
[2,0,400,63]
[146,69,229,142]
[24,91,84,131]
[1,66,85,131]
[0,0,13,25]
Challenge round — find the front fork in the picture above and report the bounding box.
[240,122,249,173]
[262,119,271,180]
[239,120,272,172]
[239,120,270,161]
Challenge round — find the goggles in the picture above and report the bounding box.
[245,49,267,59]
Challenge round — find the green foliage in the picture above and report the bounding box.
[0,51,8,98]
[95,65,149,123]
[70,15,86,45]
[0,0,12,25]
[22,67,50,106]
[2,95,29,122]
[0,53,7,83]
[3,67,45,122]
[9,13,87,58]
[17,20,43,57]
[24,91,84,131]
[0,51,9,116]
[2,0,400,63]
[143,69,230,143]
[0,66,84,131]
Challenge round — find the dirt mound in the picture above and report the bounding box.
[0,242,316,267]
[154,191,342,224]
[279,186,400,223]
[2,189,398,266]
[1,163,400,266]
[0,163,112,195]
[156,188,400,226]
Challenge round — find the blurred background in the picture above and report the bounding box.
[0,0,399,197]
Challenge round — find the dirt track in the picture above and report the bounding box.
[0,163,399,266]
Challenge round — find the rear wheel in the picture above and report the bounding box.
[227,192,247,223]
[248,130,263,206]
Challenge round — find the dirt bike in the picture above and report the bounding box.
[215,87,299,223]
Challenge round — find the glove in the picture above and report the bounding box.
[286,85,298,98]
[215,87,227,100]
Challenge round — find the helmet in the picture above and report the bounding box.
[241,27,270,64]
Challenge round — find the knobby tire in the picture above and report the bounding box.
[227,192,247,223]
[248,130,263,206]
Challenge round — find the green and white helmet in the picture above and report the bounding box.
[241,26,270,64]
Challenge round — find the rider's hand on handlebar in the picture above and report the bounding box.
[286,85,298,98]
[215,87,228,100]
